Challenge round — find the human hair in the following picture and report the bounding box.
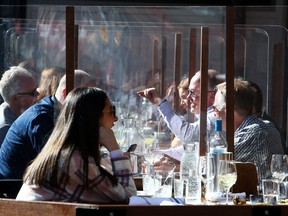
[23,87,118,187]
[177,75,189,91]
[215,78,255,117]
[214,81,226,111]
[0,66,33,102]
[248,81,263,117]
[234,78,255,116]
[37,66,66,100]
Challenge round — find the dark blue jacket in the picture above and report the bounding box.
[0,96,57,179]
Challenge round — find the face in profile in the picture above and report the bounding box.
[99,99,118,128]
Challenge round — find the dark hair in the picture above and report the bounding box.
[234,78,255,116]
[249,81,263,116]
[23,87,118,187]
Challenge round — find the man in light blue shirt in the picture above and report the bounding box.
[138,70,223,160]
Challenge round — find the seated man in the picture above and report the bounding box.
[138,69,223,156]
[0,70,95,179]
[214,78,284,182]
[0,66,38,145]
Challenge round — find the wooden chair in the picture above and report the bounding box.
[232,162,258,196]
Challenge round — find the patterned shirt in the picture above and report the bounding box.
[16,149,137,204]
[234,115,284,182]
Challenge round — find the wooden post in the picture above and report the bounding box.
[199,26,209,156]
[65,6,75,94]
[74,24,78,69]
[188,28,197,122]
[161,36,167,97]
[152,38,159,93]
[226,6,235,153]
[173,33,182,111]
[189,28,197,80]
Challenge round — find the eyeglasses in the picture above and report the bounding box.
[187,89,215,99]
[102,105,116,116]
[16,88,39,97]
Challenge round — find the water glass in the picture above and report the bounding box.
[173,172,184,198]
[142,173,159,196]
[262,179,280,204]
[154,170,174,198]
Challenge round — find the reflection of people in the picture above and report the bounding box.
[0,70,95,179]
[169,75,190,148]
[138,69,223,157]
[0,66,38,145]
[16,87,137,203]
[214,78,284,182]
[37,66,66,101]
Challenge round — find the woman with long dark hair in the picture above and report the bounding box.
[16,87,137,203]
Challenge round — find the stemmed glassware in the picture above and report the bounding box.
[217,160,237,205]
[270,154,288,181]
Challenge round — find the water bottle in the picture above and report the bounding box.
[206,119,230,201]
[209,118,227,154]
[180,142,201,204]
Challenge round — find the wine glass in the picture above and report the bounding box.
[270,154,288,181]
[217,160,237,205]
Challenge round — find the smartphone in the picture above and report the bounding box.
[127,144,137,152]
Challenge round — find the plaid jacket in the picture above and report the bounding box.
[16,149,137,204]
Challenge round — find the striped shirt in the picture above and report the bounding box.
[16,149,137,204]
[234,115,284,182]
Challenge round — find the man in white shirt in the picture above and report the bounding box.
[138,69,223,162]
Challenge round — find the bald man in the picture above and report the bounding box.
[0,70,95,179]
[138,70,223,160]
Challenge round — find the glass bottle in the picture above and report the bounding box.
[140,97,153,125]
[180,143,201,204]
[209,118,228,154]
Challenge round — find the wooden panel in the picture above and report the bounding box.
[65,6,75,94]
[199,26,209,156]
[225,6,235,152]
[173,33,182,111]
[1,199,288,216]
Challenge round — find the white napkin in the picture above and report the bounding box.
[129,196,185,205]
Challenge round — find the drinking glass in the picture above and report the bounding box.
[217,160,237,205]
[270,154,288,181]
[270,154,288,200]
[200,155,216,201]
[143,147,163,165]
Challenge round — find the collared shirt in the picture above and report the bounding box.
[16,149,137,203]
[0,96,57,179]
[0,102,17,145]
[234,115,284,181]
[157,100,216,143]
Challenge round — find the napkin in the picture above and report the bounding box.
[129,196,185,205]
